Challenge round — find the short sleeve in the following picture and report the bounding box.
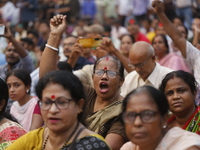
[33,103,41,115]
[107,117,127,141]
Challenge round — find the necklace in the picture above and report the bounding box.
[42,121,79,150]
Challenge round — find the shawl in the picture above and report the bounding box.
[0,121,26,150]
[86,100,123,133]
[10,96,38,132]
[159,52,189,72]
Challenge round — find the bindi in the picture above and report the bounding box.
[51,95,56,99]
[106,57,109,61]
[104,67,107,70]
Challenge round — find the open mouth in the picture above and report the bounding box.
[99,82,109,93]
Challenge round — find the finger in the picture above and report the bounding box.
[62,15,67,24]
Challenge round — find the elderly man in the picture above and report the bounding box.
[120,41,172,97]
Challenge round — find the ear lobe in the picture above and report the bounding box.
[77,99,85,113]
[152,55,156,61]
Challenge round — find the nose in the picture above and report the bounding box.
[49,103,59,113]
[9,85,15,92]
[172,92,180,100]
[101,71,109,79]
[133,115,143,126]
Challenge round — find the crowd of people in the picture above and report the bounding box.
[0,0,200,150]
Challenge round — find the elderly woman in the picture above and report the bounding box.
[39,14,126,150]
[0,77,26,149]
[120,86,200,150]
[152,34,189,72]
[83,55,126,149]
[6,71,111,150]
[159,70,200,134]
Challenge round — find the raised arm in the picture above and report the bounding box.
[3,25,27,58]
[99,38,134,73]
[192,24,200,49]
[67,42,83,69]
[152,0,187,57]
[39,14,67,78]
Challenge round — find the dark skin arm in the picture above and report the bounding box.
[39,14,67,78]
[2,25,27,58]
[67,41,83,69]
[152,0,187,58]
[105,133,125,150]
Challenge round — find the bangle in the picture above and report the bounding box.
[45,44,58,51]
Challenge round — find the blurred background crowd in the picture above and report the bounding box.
[0,0,200,149]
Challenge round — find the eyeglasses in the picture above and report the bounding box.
[128,56,152,69]
[39,97,73,110]
[94,69,120,78]
[123,110,158,124]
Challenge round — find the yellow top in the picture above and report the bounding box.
[5,127,110,150]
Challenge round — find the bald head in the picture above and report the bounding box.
[129,41,154,59]
[129,41,156,81]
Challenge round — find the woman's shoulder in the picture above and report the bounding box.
[157,127,200,149]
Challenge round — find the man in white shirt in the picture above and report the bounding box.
[121,41,172,97]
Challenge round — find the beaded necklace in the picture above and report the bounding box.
[42,122,79,150]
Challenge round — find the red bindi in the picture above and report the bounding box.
[51,95,55,99]
[106,57,109,61]
[104,67,107,70]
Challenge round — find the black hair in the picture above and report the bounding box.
[0,77,18,122]
[93,55,124,79]
[119,34,135,43]
[159,70,197,95]
[27,30,39,39]
[20,37,34,46]
[122,86,169,118]
[172,16,184,24]
[6,69,32,94]
[177,25,188,39]
[36,70,86,123]
[152,34,169,53]
[57,61,72,72]
[0,77,9,116]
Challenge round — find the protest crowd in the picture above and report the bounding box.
[0,0,200,150]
